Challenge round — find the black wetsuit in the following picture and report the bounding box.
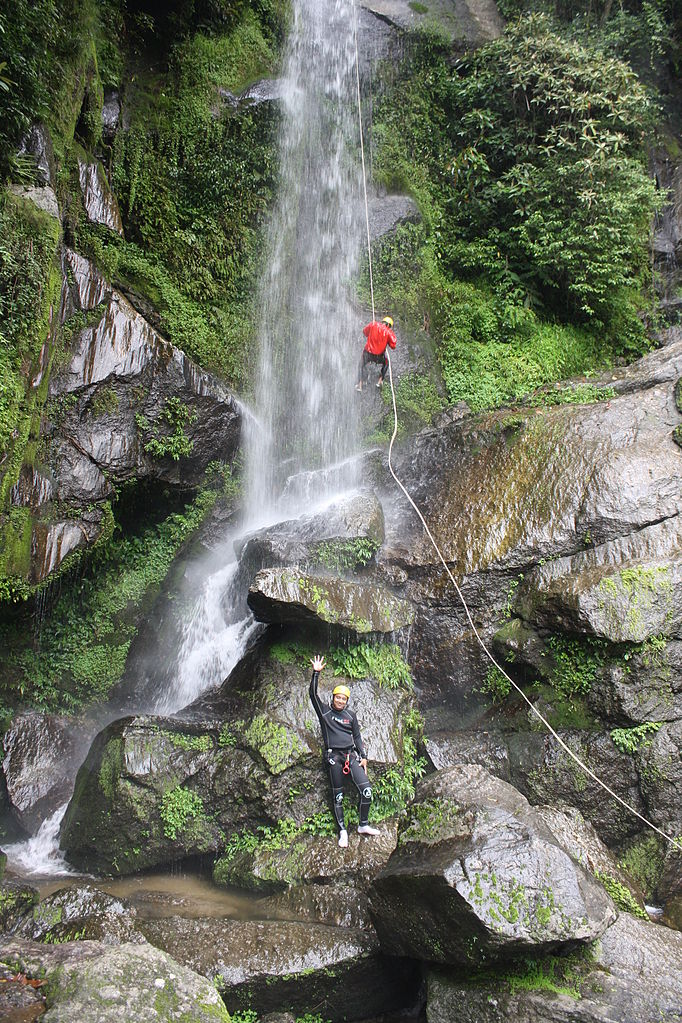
[309,670,372,830]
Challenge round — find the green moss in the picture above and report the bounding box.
[98,738,123,801]
[594,872,647,918]
[245,715,304,775]
[618,834,665,900]
[598,566,673,641]
[88,387,119,417]
[165,731,213,753]
[399,796,460,845]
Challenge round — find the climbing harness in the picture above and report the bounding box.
[350,0,678,850]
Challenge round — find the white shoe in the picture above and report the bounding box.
[355,382,363,392]
[338,829,349,848]
[376,378,383,388]
[357,824,380,836]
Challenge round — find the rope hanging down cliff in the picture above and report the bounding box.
[350,0,678,849]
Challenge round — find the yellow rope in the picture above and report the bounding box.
[351,0,678,850]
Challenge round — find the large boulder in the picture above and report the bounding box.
[248,567,415,633]
[60,642,417,874]
[369,765,616,966]
[2,712,93,834]
[506,730,647,846]
[237,491,385,579]
[138,917,420,1023]
[425,913,682,1023]
[516,517,682,644]
[0,936,231,1022]
[11,884,140,945]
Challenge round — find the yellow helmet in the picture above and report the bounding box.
[382,316,394,328]
[332,685,351,699]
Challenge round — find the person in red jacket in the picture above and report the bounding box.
[356,316,396,391]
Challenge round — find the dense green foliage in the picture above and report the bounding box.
[82,7,282,384]
[370,16,664,412]
[0,487,219,715]
[0,192,60,456]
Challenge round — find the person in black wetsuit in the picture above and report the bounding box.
[309,654,381,848]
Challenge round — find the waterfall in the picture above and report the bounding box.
[245,0,363,521]
[7,3,366,875]
[149,0,364,713]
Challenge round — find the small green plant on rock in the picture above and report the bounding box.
[160,786,204,840]
[329,643,412,690]
[245,715,304,775]
[313,537,379,573]
[137,397,197,461]
[618,834,665,900]
[610,721,662,755]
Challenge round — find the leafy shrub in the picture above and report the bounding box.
[329,643,413,690]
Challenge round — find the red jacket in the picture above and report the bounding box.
[363,321,397,356]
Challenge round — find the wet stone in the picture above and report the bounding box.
[11,884,140,945]
[3,713,93,834]
[248,567,415,633]
[369,765,616,966]
[138,916,419,1023]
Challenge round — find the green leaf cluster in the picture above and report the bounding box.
[137,397,197,462]
[610,720,662,755]
[370,14,664,412]
[328,643,413,690]
[160,785,204,840]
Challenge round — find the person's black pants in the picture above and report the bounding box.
[358,349,388,384]
[326,750,372,829]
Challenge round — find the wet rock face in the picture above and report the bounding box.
[18,123,56,187]
[15,250,242,583]
[517,516,682,644]
[248,567,415,633]
[0,936,230,1023]
[358,0,503,45]
[0,879,38,931]
[138,916,420,1023]
[49,279,242,493]
[77,158,124,234]
[11,884,140,945]
[237,491,385,578]
[368,194,420,242]
[369,765,616,967]
[259,879,372,929]
[425,913,682,1023]
[214,821,398,893]
[2,713,93,834]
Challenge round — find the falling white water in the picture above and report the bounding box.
[5,803,76,876]
[155,0,366,713]
[245,0,363,521]
[153,558,259,715]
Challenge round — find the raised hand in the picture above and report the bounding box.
[310,654,326,672]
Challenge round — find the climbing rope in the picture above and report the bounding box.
[350,0,678,850]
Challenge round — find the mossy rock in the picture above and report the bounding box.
[0,879,39,931]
